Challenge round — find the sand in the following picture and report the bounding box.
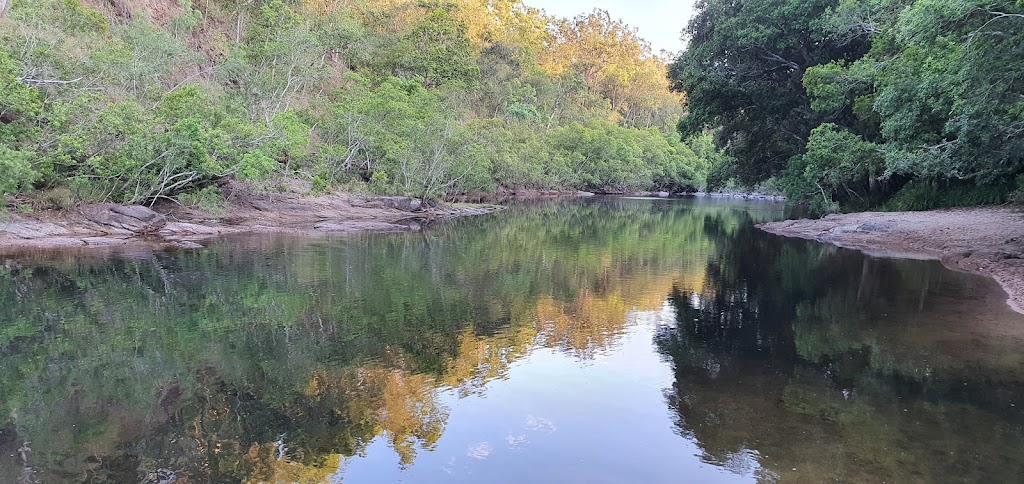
[758,207,1024,314]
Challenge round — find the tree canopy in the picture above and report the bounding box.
[670,0,1024,211]
[0,0,702,206]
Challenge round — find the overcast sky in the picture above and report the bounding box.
[525,1,696,54]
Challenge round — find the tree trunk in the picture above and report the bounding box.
[1,0,11,18]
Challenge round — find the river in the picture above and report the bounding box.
[1,197,1022,482]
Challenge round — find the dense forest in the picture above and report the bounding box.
[672,0,1024,211]
[0,0,710,206]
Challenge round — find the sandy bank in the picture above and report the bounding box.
[758,208,1024,314]
[1,189,500,253]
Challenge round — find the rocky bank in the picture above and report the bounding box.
[758,207,1024,314]
[1,190,500,253]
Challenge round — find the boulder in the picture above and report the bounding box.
[84,204,167,234]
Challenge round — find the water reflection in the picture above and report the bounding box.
[0,198,1021,483]
[656,217,1024,482]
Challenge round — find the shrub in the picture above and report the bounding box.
[884,179,1013,212]
[178,186,229,215]
[0,145,38,197]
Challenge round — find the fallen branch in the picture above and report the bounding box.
[18,76,83,86]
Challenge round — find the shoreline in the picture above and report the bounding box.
[757,207,1024,315]
[1,191,502,254]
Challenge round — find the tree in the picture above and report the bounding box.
[669,0,868,187]
[393,6,479,87]
[794,0,1024,209]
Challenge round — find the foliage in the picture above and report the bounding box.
[672,0,1024,212]
[178,185,230,214]
[782,123,883,211]
[669,0,867,187]
[0,144,37,197]
[0,0,713,205]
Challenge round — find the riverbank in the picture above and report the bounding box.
[758,207,1024,314]
[0,188,501,253]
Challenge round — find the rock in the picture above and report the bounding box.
[159,222,226,237]
[171,241,204,249]
[657,191,670,198]
[314,222,411,233]
[856,223,892,233]
[84,204,167,234]
[0,221,72,239]
[828,225,863,236]
[354,196,425,212]
[81,236,132,246]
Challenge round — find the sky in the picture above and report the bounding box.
[525,0,696,54]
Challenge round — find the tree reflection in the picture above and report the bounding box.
[656,213,1024,481]
[0,198,782,481]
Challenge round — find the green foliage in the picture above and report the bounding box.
[1,0,719,204]
[178,185,230,214]
[669,0,865,186]
[10,0,108,35]
[0,144,38,197]
[394,7,480,87]
[169,0,204,39]
[883,178,1013,211]
[781,123,883,211]
[546,121,703,192]
[676,0,1024,211]
[0,48,42,144]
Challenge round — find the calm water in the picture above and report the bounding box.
[1,197,1023,483]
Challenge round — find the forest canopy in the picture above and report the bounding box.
[0,0,706,205]
[670,0,1024,211]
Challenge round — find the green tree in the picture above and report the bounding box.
[669,0,868,187]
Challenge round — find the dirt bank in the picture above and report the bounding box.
[1,188,500,253]
[758,208,1024,314]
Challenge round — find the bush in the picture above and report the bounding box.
[178,186,229,215]
[884,179,1013,212]
[0,145,38,197]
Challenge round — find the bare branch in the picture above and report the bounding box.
[17,76,83,85]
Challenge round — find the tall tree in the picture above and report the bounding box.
[669,0,868,186]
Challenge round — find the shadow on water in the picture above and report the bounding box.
[0,197,1021,482]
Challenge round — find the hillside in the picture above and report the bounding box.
[0,0,709,210]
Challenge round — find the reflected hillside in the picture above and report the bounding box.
[0,198,782,482]
[656,219,1024,482]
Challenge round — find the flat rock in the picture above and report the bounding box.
[354,196,424,212]
[0,221,75,239]
[160,222,229,237]
[83,204,167,234]
[81,236,133,246]
[314,222,411,233]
